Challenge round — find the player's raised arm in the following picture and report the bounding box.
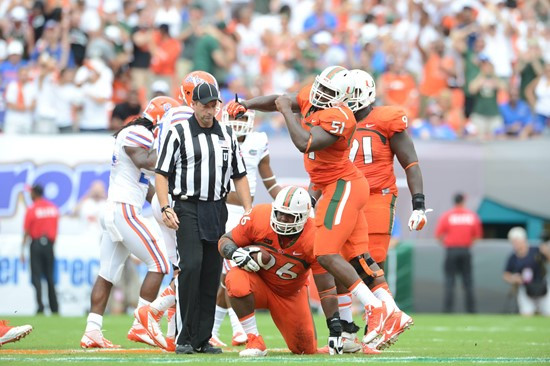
[227,93,300,116]
[275,95,338,153]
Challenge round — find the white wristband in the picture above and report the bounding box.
[267,184,279,193]
[262,175,276,182]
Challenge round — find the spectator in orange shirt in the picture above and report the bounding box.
[418,38,455,115]
[151,24,181,91]
[378,55,419,120]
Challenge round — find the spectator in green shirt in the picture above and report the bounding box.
[468,56,506,140]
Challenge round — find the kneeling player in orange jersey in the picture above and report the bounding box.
[219,186,343,356]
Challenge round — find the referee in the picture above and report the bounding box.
[155,82,252,354]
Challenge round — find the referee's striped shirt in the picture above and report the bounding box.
[155,113,247,201]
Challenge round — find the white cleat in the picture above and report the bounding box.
[0,322,33,346]
[209,334,227,347]
[80,329,120,349]
[342,331,362,353]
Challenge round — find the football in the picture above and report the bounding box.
[249,246,275,270]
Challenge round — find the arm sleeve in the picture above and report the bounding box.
[123,126,154,150]
[384,107,408,138]
[155,127,181,176]
[230,208,258,247]
[230,131,247,179]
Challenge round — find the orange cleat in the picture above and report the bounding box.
[165,336,176,352]
[317,345,329,354]
[0,321,33,346]
[135,305,167,349]
[127,323,156,347]
[239,333,267,357]
[361,342,382,355]
[376,311,414,350]
[80,329,120,349]
[363,302,393,345]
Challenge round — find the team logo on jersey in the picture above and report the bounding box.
[248,149,257,156]
[262,238,273,244]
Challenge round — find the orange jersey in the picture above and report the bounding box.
[230,204,324,297]
[350,106,408,195]
[296,85,362,188]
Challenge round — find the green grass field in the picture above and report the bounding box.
[1,313,549,365]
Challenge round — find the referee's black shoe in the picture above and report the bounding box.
[175,344,195,354]
[196,342,222,354]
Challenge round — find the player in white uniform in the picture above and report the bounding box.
[209,101,282,347]
[137,71,221,352]
[80,97,177,349]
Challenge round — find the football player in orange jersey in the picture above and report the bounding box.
[336,69,425,350]
[226,66,394,351]
[219,186,343,356]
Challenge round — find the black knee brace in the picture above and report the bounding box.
[349,255,384,287]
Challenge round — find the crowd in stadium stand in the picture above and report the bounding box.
[0,0,549,139]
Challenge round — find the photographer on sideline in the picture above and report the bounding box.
[503,227,550,316]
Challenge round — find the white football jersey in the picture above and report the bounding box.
[232,131,269,197]
[108,125,154,207]
[154,105,194,153]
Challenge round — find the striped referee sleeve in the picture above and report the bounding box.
[156,128,180,176]
[230,129,247,179]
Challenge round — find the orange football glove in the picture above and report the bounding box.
[226,99,247,119]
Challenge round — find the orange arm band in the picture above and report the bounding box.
[405,161,418,170]
[304,134,313,154]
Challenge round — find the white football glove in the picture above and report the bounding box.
[232,247,260,272]
[328,335,344,355]
[408,209,433,231]
[327,316,343,355]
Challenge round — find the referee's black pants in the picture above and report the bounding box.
[444,247,475,313]
[173,200,224,350]
[30,237,59,314]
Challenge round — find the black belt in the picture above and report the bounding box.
[171,195,227,203]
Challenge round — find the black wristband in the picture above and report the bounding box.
[161,205,171,213]
[326,313,342,337]
[412,193,425,211]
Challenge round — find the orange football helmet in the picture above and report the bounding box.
[179,71,219,106]
[142,96,180,125]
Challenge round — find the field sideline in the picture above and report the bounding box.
[1,313,549,365]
